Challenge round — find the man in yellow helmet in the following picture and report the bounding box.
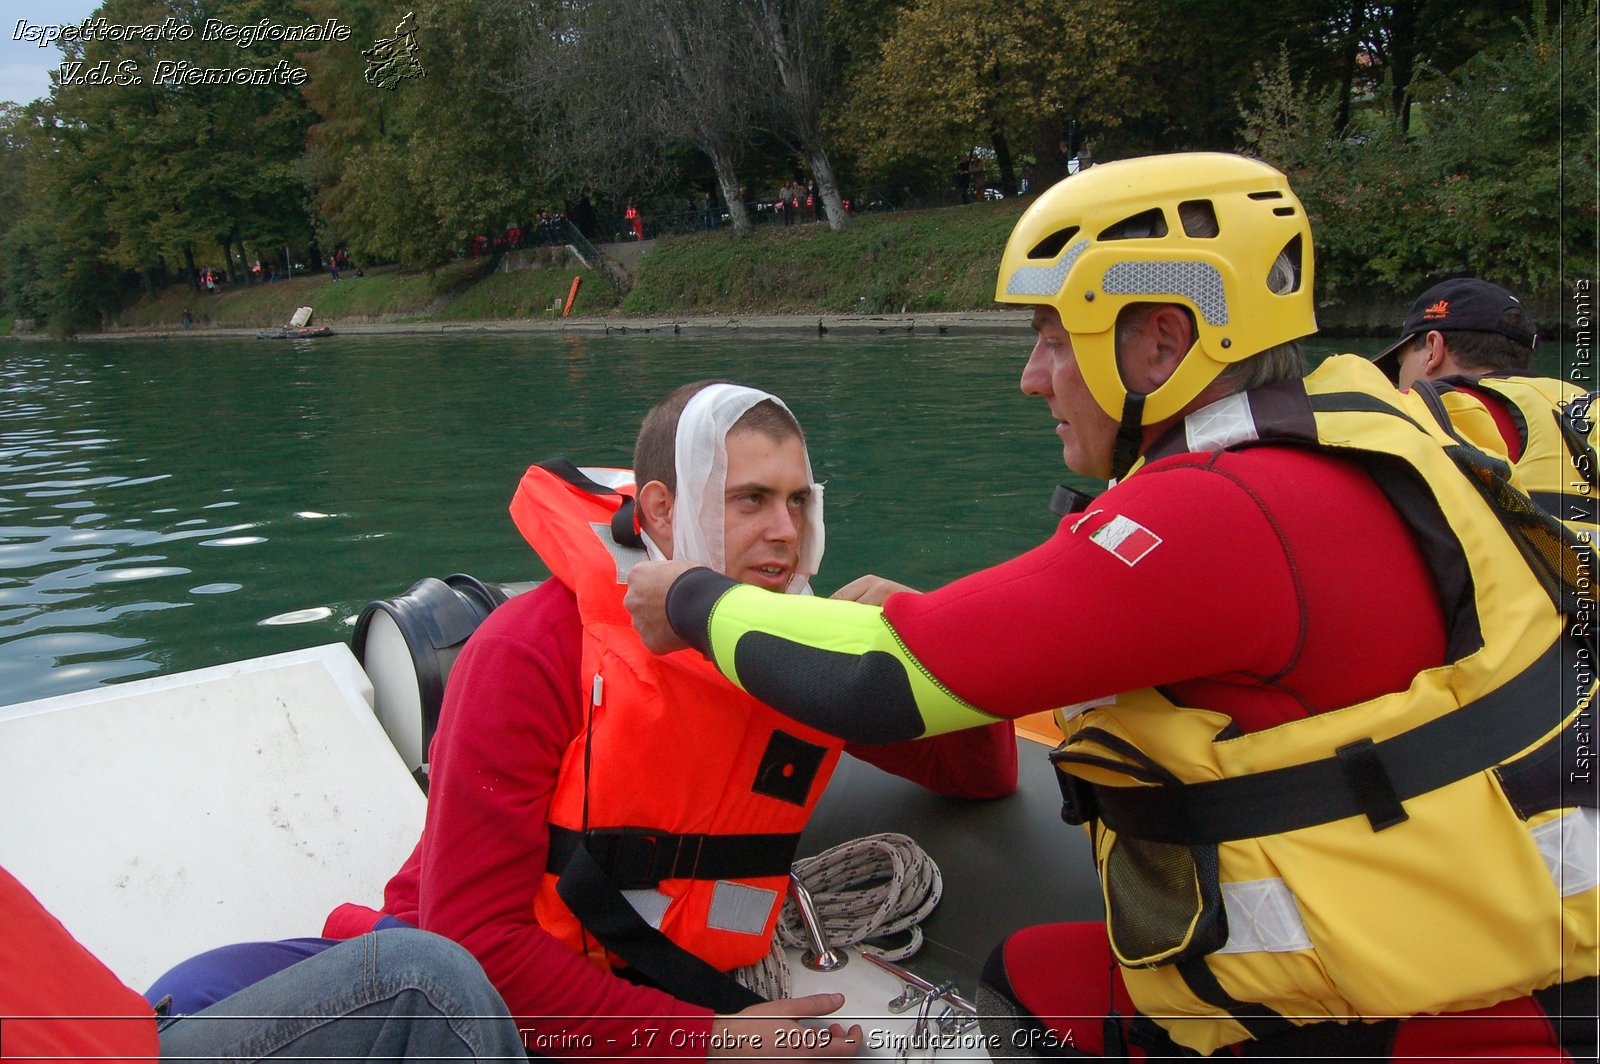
[627,153,1595,1058]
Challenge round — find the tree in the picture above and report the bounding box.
[1355,1,1526,132]
[741,0,852,230]
[508,0,672,207]
[1408,1,1596,295]
[1239,2,1594,305]
[302,0,544,266]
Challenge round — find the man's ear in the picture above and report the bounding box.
[1422,331,1452,377]
[1128,304,1196,392]
[636,480,674,556]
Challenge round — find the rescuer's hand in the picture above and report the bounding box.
[830,574,918,607]
[624,558,698,653]
[711,993,863,1058]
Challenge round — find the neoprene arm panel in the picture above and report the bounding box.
[665,568,1006,743]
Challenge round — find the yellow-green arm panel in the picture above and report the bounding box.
[666,569,1006,743]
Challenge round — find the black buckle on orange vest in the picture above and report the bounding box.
[584,829,689,889]
[547,824,803,888]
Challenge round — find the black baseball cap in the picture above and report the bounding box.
[1371,278,1538,377]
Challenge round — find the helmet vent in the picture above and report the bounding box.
[1247,190,1284,200]
[1027,226,1080,259]
[1269,235,1303,294]
[1099,209,1167,241]
[1272,206,1296,217]
[1178,200,1219,238]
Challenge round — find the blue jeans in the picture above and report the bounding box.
[156,929,526,1061]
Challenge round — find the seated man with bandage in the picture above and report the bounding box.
[327,380,1018,1059]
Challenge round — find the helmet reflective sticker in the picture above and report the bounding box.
[1005,239,1091,298]
[1103,260,1229,326]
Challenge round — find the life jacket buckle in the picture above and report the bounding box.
[585,828,679,889]
[1055,769,1099,826]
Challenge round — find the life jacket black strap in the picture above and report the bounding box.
[1113,393,1147,481]
[553,839,765,1013]
[536,456,629,498]
[1531,490,1597,525]
[1076,637,1579,844]
[1555,397,1599,492]
[1174,957,1296,1044]
[610,497,645,549]
[546,825,801,889]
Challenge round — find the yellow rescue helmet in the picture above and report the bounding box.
[995,153,1317,425]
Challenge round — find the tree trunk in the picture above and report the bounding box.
[220,241,236,285]
[235,234,252,284]
[806,147,850,231]
[990,128,1016,197]
[184,244,199,291]
[708,146,751,232]
[1334,0,1363,135]
[1387,0,1420,133]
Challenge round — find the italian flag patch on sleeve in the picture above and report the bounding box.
[1089,514,1162,566]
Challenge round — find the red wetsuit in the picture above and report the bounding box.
[665,442,1590,1059]
[876,446,1579,1060]
[334,580,1018,1058]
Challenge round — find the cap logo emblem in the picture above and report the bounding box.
[1422,299,1450,320]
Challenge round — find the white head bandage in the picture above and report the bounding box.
[643,383,824,594]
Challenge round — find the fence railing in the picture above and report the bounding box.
[560,220,627,292]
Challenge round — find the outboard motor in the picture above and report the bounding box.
[352,573,536,788]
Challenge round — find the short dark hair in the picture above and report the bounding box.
[1437,313,1536,373]
[633,380,803,492]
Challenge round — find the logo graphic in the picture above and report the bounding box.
[1422,299,1450,320]
[363,11,425,89]
[1088,514,1162,567]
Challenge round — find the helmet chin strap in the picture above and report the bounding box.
[1112,392,1147,481]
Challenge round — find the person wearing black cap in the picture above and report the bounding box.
[1374,277,1596,534]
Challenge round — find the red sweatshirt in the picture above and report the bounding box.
[349,581,1017,1058]
[0,865,160,1062]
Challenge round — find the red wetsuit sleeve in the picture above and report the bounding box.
[884,449,1446,732]
[845,722,1018,799]
[405,581,713,1057]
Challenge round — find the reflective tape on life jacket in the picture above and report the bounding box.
[1052,355,1598,1055]
[509,459,846,1000]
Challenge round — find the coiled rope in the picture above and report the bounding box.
[734,832,943,1000]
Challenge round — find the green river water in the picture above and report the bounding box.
[0,329,1569,707]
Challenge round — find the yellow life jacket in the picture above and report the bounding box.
[1051,356,1597,1055]
[1442,373,1598,538]
[508,460,846,1010]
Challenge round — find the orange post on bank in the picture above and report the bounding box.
[562,276,581,317]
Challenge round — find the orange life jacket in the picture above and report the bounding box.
[510,460,846,984]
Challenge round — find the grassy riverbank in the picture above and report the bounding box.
[13,195,1445,338]
[62,200,1026,336]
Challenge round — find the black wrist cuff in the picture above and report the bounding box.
[664,567,738,657]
